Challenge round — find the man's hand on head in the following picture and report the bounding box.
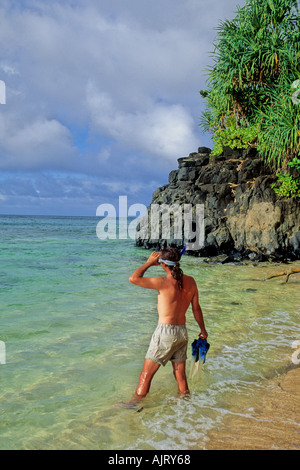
[146,251,161,266]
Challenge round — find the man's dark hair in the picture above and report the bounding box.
[161,247,184,290]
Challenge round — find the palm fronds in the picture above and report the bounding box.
[200,0,300,168]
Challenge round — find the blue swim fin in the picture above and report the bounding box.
[191,338,210,364]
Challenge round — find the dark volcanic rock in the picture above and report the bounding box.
[136,146,300,262]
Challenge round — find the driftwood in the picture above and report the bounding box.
[265,268,300,283]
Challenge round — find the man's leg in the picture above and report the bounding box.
[172,361,189,395]
[131,358,161,402]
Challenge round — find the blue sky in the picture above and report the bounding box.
[0,0,242,216]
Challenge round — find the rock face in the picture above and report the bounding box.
[136,146,300,262]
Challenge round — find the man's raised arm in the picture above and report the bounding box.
[129,251,163,289]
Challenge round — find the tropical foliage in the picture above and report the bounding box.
[200,0,300,197]
[271,156,300,198]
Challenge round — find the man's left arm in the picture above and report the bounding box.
[129,252,163,289]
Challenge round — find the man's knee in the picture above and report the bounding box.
[172,361,188,384]
[136,360,160,396]
[172,361,186,375]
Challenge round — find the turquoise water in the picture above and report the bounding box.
[0,215,299,450]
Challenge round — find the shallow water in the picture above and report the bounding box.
[0,215,299,450]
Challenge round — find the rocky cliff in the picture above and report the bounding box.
[136,146,300,262]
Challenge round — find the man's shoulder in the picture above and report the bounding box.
[183,274,197,287]
[155,276,169,286]
[183,273,196,281]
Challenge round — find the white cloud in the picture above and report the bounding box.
[86,85,198,160]
[0,0,243,214]
[0,115,77,171]
[0,63,19,76]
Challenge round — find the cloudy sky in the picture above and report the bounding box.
[0,0,243,216]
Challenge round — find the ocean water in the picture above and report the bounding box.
[0,215,299,450]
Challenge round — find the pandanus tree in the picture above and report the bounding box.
[200,0,300,188]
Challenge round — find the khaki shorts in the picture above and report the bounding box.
[145,323,188,366]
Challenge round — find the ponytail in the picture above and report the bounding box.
[170,263,184,290]
[161,247,184,290]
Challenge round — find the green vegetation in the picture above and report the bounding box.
[271,156,300,198]
[200,0,300,198]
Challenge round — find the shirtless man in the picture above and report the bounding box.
[129,247,208,401]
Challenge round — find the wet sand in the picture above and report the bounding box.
[201,366,300,450]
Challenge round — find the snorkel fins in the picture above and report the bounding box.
[192,337,210,363]
[189,337,210,379]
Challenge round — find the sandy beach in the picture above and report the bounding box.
[202,365,300,450]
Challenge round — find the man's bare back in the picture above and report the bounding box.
[155,274,198,324]
[129,251,207,335]
[127,249,208,403]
